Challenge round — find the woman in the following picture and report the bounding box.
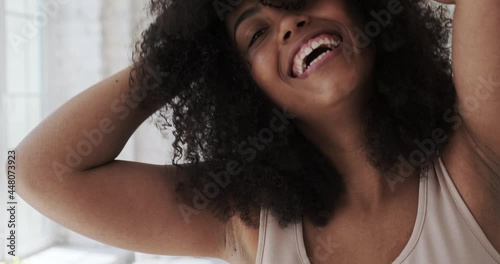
[11,0,499,263]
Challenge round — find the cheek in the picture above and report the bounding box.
[250,51,280,93]
[249,52,295,108]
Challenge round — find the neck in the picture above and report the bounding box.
[293,99,399,212]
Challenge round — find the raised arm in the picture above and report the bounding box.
[7,67,232,260]
[442,0,500,159]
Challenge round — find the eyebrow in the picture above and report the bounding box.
[232,5,262,42]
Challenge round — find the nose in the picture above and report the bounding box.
[279,14,309,43]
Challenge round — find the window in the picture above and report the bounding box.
[1,1,227,263]
[2,0,57,259]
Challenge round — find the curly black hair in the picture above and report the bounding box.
[128,0,456,229]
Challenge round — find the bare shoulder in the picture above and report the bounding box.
[441,127,500,252]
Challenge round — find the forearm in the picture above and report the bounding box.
[14,66,159,178]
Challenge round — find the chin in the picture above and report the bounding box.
[302,61,371,104]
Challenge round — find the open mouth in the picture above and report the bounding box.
[291,33,343,78]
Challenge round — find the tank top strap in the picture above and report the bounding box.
[433,156,500,262]
[395,156,500,263]
[255,156,500,264]
[255,207,309,264]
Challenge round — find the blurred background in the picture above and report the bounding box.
[0,0,228,263]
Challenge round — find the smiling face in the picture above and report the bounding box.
[225,0,375,121]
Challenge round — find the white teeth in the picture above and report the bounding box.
[304,47,313,56]
[311,41,320,49]
[297,64,303,75]
[295,57,302,65]
[294,58,302,72]
[306,50,331,69]
[292,34,343,77]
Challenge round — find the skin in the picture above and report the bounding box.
[8,0,498,263]
[226,0,500,263]
[228,0,380,208]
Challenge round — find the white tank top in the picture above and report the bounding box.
[255,157,500,264]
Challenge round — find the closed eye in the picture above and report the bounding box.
[249,27,269,47]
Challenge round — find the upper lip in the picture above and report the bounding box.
[287,28,344,78]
